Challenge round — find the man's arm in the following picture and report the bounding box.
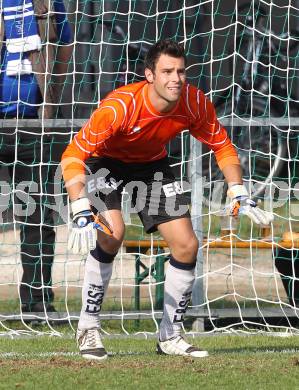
[188,88,273,225]
[61,102,124,253]
[61,106,115,185]
[62,161,113,254]
[189,89,240,170]
[221,163,243,187]
[52,0,74,82]
[53,45,73,82]
[65,178,85,202]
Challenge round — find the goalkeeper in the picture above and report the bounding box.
[61,39,273,360]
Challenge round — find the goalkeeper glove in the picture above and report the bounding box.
[227,184,274,225]
[68,197,113,255]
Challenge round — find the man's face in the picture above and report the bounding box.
[145,54,186,105]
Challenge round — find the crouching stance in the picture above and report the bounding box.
[61,40,273,360]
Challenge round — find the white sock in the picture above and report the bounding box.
[78,252,113,330]
[159,260,195,341]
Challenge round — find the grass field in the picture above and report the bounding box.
[1,332,299,389]
[0,205,298,389]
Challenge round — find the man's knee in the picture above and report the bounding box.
[91,242,118,263]
[183,236,199,258]
[97,229,124,255]
[172,236,199,262]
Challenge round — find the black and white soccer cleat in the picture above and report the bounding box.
[76,328,108,360]
[157,336,209,358]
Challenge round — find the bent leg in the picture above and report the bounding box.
[157,218,198,341]
[79,209,125,330]
[97,209,125,253]
[158,217,199,263]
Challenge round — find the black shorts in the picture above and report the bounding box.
[85,156,190,233]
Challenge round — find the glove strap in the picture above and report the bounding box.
[71,197,91,216]
[227,184,249,199]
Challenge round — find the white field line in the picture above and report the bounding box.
[1,349,299,359]
[0,351,148,358]
[1,331,299,339]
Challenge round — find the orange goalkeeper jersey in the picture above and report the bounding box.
[62,80,239,181]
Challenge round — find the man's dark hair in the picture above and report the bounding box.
[144,39,187,72]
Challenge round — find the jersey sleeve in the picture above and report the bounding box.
[189,89,240,170]
[61,101,124,182]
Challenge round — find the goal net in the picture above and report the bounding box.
[1,0,299,337]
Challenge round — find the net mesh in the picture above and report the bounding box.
[0,0,299,336]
